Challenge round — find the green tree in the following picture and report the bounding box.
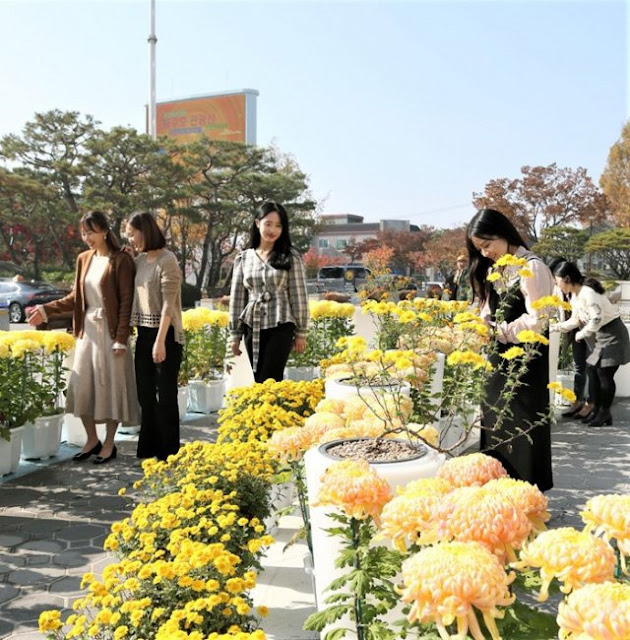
[600,120,630,227]
[80,127,184,237]
[532,226,589,264]
[473,164,609,242]
[585,228,630,279]
[175,138,316,291]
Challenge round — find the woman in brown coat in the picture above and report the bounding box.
[28,211,139,463]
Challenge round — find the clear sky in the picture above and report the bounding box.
[0,0,627,227]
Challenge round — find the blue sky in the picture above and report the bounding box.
[0,0,627,227]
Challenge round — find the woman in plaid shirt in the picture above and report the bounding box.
[229,202,309,382]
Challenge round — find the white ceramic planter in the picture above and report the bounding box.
[0,426,25,476]
[284,366,320,382]
[304,439,445,627]
[178,385,189,420]
[21,414,64,460]
[188,377,226,414]
[616,322,630,398]
[324,377,411,403]
[62,414,107,448]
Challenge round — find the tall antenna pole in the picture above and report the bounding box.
[148,0,157,139]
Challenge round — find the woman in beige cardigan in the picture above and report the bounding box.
[28,211,138,463]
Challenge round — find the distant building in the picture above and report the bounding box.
[313,214,419,257]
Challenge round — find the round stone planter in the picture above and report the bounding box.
[188,377,226,414]
[304,437,445,622]
[21,414,64,460]
[324,377,411,402]
[0,426,25,476]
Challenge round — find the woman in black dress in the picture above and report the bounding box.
[466,209,555,491]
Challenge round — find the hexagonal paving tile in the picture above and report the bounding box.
[49,575,83,595]
[2,592,65,622]
[0,584,20,604]
[7,567,65,586]
[53,546,104,568]
[0,533,28,548]
[17,540,64,554]
[55,524,107,542]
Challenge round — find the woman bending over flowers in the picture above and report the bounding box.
[467,208,555,491]
[229,202,309,383]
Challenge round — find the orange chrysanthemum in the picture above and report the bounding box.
[557,582,630,640]
[581,494,630,574]
[400,541,515,640]
[380,478,450,551]
[342,396,370,422]
[485,477,550,533]
[314,459,392,525]
[437,453,508,489]
[513,527,617,602]
[317,422,385,446]
[435,486,532,562]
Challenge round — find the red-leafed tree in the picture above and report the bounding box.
[473,164,609,242]
[353,227,433,273]
[409,227,467,279]
[302,248,345,278]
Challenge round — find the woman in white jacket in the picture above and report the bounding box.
[553,261,630,427]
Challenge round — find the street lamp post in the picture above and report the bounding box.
[148,0,157,140]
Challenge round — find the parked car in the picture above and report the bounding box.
[316,265,371,293]
[0,279,70,323]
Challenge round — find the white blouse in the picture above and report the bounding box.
[555,285,620,341]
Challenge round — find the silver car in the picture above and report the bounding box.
[0,279,69,323]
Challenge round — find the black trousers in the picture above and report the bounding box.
[572,338,590,403]
[135,326,182,460]
[244,322,295,383]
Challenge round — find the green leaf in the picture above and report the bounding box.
[496,600,559,639]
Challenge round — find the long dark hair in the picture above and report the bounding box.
[249,202,293,270]
[466,208,528,303]
[80,210,121,253]
[126,212,166,251]
[552,260,605,294]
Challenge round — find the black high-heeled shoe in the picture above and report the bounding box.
[581,407,599,422]
[588,410,613,427]
[561,403,584,418]
[73,441,102,461]
[93,445,117,465]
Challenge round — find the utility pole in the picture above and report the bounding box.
[148,0,157,139]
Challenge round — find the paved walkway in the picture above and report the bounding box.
[1,402,630,640]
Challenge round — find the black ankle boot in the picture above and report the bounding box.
[588,409,613,427]
[581,407,599,422]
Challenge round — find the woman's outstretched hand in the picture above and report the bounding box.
[27,308,44,326]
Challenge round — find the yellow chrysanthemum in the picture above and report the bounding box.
[400,541,515,640]
[485,477,550,533]
[487,272,502,282]
[41,331,76,353]
[494,254,528,268]
[405,423,440,447]
[501,346,525,360]
[557,582,630,640]
[10,338,41,358]
[581,494,630,574]
[517,267,534,278]
[315,459,392,525]
[437,452,508,489]
[532,295,571,312]
[548,382,577,404]
[513,527,616,601]
[267,427,311,462]
[435,486,532,561]
[314,398,346,415]
[38,610,63,632]
[516,329,550,346]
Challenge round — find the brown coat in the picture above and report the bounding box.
[43,250,135,344]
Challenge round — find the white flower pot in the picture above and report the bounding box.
[304,439,445,625]
[554,372,575,407]
[62,414,107,448]
[188,377,226,414]
[178,385,189,420]
[284,366,320,382]
[21,414,64,460]
[0,426,25,476]
[324,377,411,402]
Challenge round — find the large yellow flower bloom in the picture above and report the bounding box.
[516,329,549,346]
[437,452,508,489]
[581,494,630,574]
[557,582,630,640]
[435,486,532,561]
[400,541,515,640]
[513,527,616,601]
[267,427,312,462]
[41,331,76,353]
[314,459,392,525]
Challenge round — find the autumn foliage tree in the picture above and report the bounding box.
[473,164,609,242]
[410,226,467,280]
[600,120,630,227]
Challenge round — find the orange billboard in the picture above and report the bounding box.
[153,90,258,144]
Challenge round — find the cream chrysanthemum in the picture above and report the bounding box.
[557,582,630,640]
[435,486,532,562]
[314,398,347,415]
[513,527,616,602]
[581,494,630,574]
[437,453,508,488]
[485,477,550,533]
[400,541,515,640]
[267,427,311,462]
